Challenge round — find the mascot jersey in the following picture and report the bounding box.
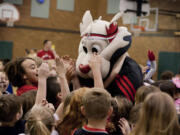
[78,57,143,102]
[76,11,143,102]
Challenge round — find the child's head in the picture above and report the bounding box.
[159,80,176,98]
[46,76,61,108]
[26,105,55,135]
[160,70,174,80]
[106,96,133,133]
[20,90,37,119]
[135,85,160,104]
[57,87,90,135]
[82,88,112,120]
[0,71,9,93]
[132,92,180,135]
[114,96,133,120]
[4,57,38,87]
[43,40,52,50]
[0,94,23,124]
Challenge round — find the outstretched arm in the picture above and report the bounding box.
[55,57,71,122]
[65,60,80,90]
[56,57,70,102]
[35,63,50,105]
[89,53,104,88]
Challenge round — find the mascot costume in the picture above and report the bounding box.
[76,11,143,102]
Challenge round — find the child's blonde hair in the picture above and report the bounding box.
[135,85,160,104]
[26,105,55,135]
[131,92,180,135]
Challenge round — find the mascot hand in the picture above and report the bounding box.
[148,50,155,61]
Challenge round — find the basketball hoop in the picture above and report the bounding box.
[6,18,14,27]
[133,25,145,32]
[0,3,20,27]
[131,25,145,37]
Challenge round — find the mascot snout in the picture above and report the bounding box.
[79,64,91,74]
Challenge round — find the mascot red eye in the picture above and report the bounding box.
[83,46,88,53]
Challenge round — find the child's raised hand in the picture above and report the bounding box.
[40,99,55,112]
[66,61,76,82]
[118,118,131,135]
[89,53,101,71]
[56,57,66,77]
[38,63,50,78]
[61,55,70,61]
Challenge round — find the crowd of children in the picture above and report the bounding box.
[0,40,179,135]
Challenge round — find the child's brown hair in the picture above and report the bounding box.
[82,88,112,120]
[4,57,35,87]
[115,96,133,120]
[26,105,55,135]
[57,87,89,135]
[0,94,21,122]
[159,80,176,98]
[135,85,160,104]
[20,90,37,119]
[106,96,133,133]
[160,70,174,80]
[129,103,142,125]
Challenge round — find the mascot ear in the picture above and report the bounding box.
[109,12,123,25]
[80,10,93,36]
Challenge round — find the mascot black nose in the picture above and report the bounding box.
[79,64,91,74]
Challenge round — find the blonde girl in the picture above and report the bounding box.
[131,92,180,135]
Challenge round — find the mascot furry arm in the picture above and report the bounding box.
[76,11,143,102]
[144,50,156,84]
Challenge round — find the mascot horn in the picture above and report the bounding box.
[76,10,143,102]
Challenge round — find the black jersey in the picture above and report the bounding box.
[73,125,110,135]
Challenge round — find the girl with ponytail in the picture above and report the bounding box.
[26,105,55,135]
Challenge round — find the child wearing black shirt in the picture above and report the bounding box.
[73,88,112,135]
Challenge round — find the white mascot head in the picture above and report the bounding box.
[76,10,132,80]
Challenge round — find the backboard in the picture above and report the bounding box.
[0,3,20,27]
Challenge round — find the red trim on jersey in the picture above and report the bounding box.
[123,75,136,94]
[71,128,77,135]
[115,79,131,101]
[83,125,108,133]
[117,75,134,101]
